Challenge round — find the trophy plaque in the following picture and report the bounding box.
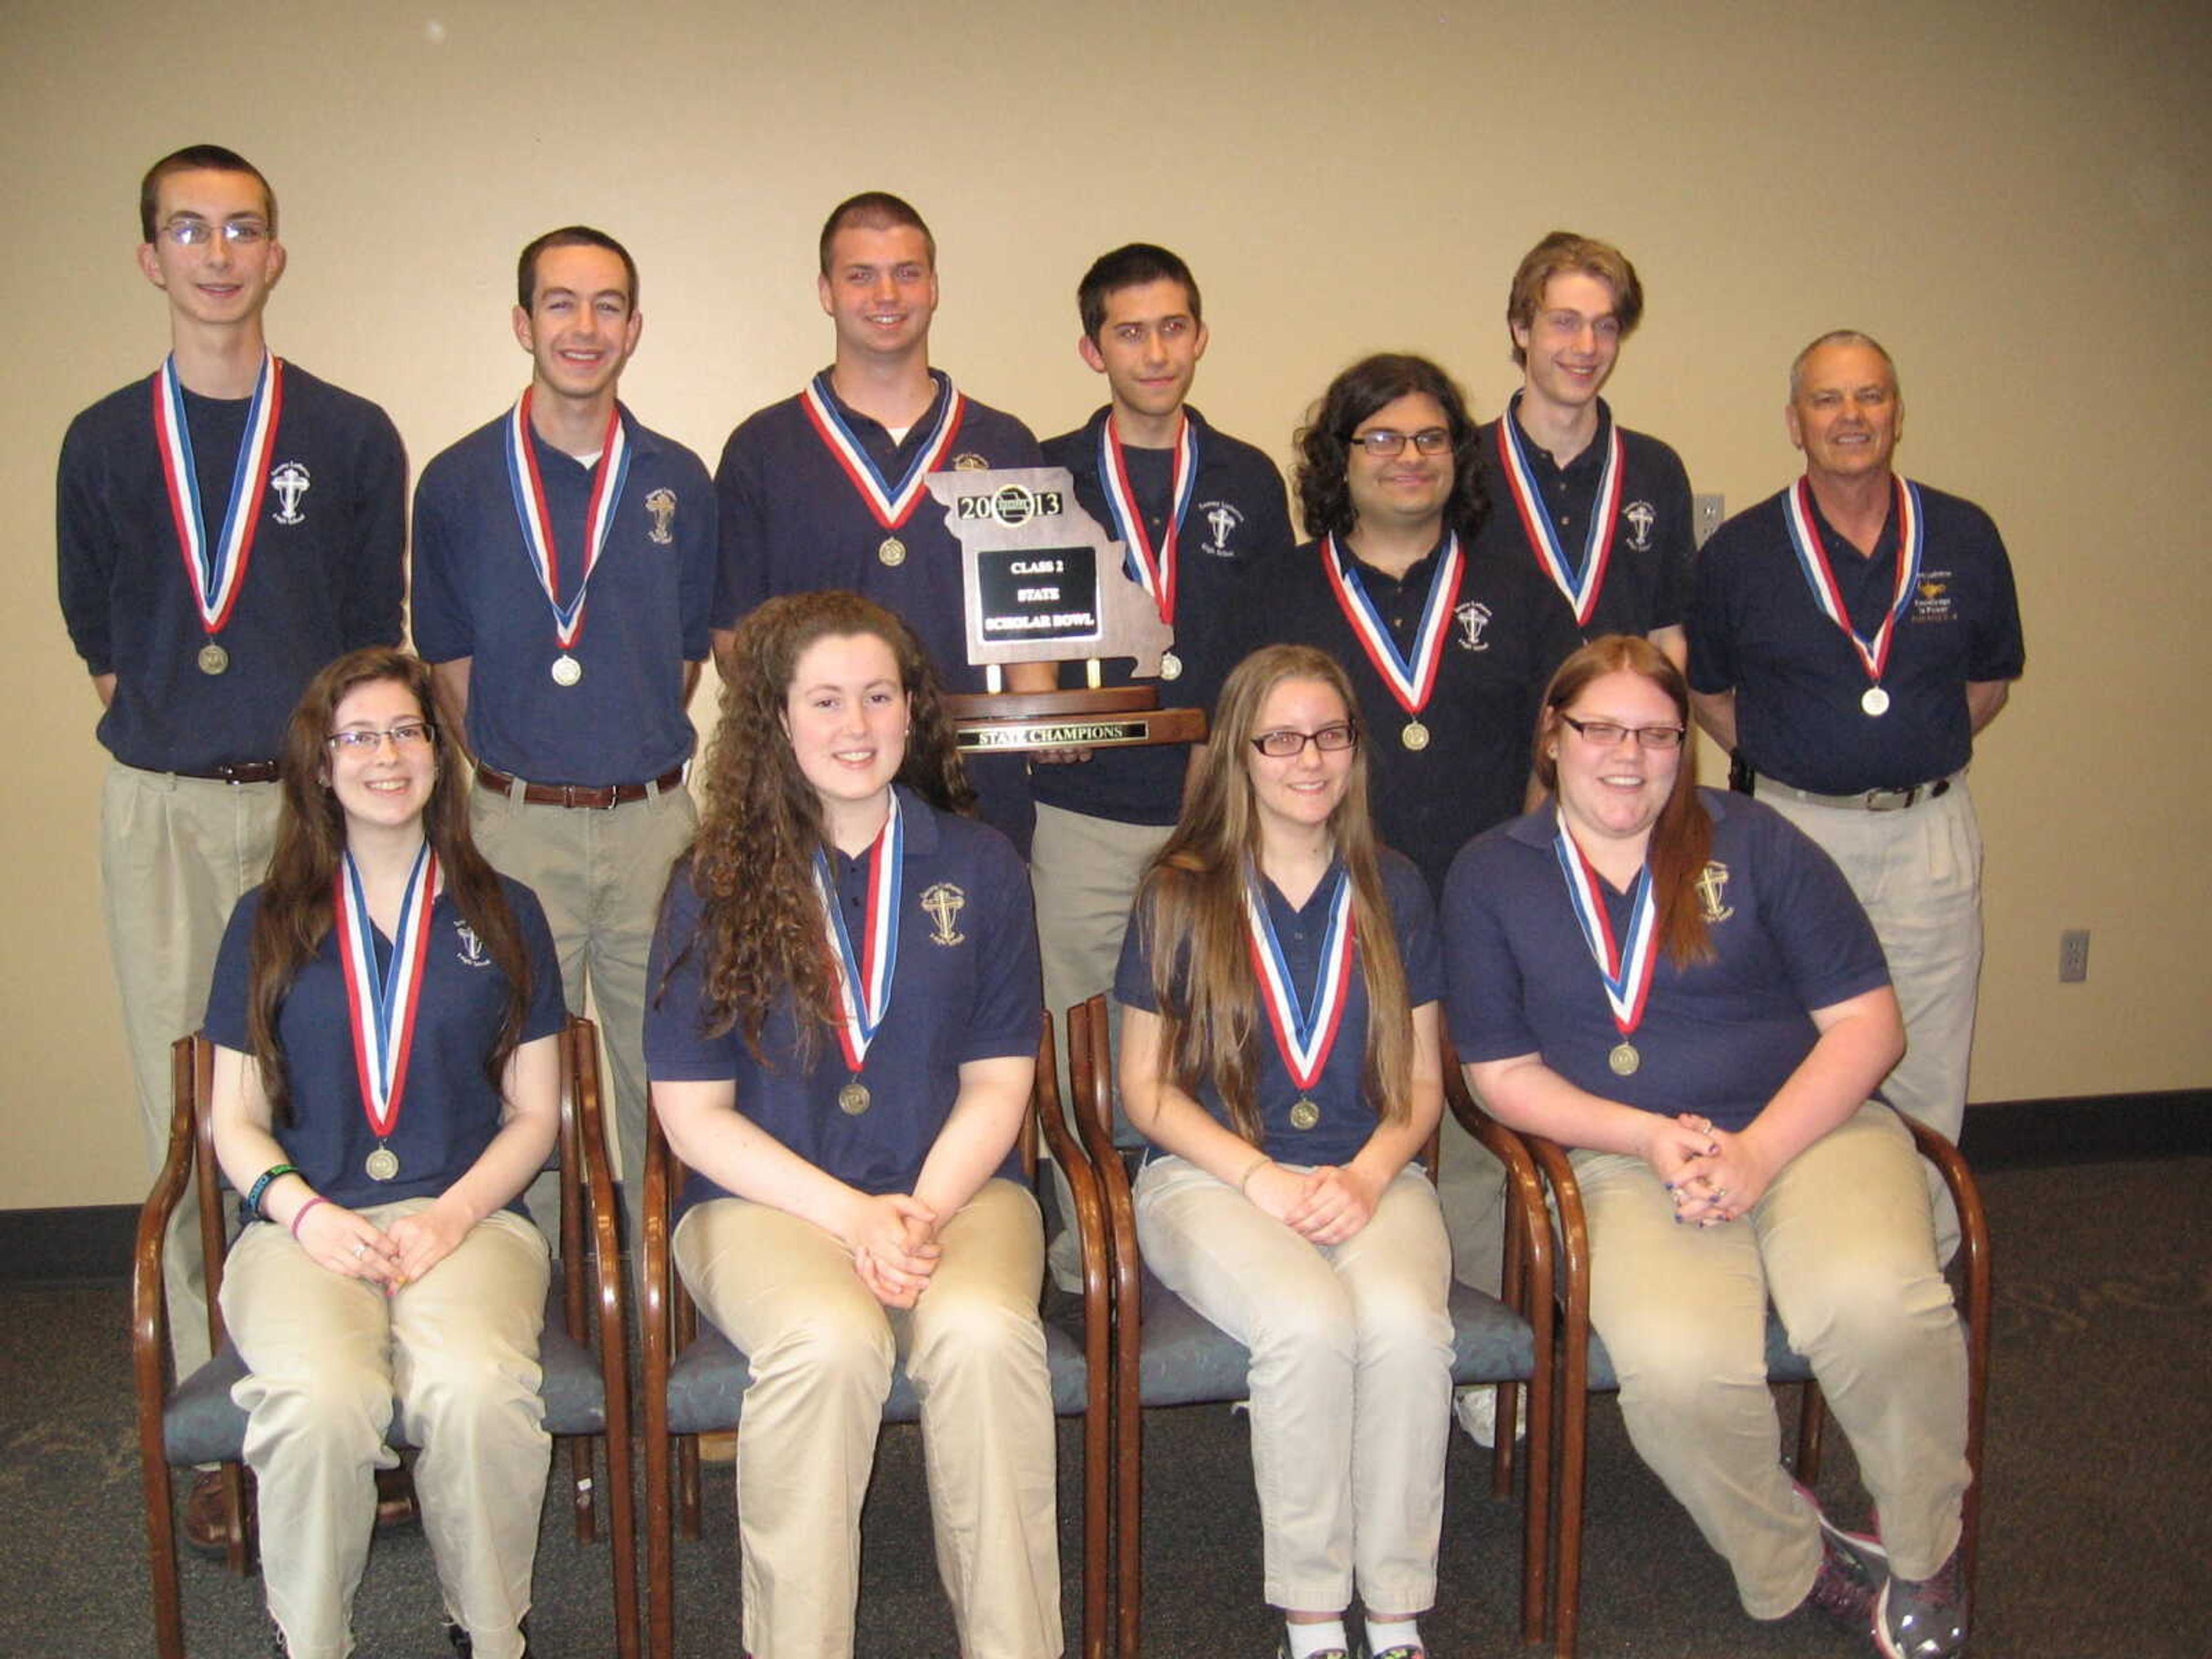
[924,467,1207,754]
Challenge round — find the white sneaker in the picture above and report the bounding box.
[1453,1383,1527,1448]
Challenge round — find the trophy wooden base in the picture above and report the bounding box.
[945,687,1207,755]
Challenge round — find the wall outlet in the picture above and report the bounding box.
[1693,494,1726,548]
[2059,929,2090,983]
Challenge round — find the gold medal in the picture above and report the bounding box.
[1860,685,1891,717]
[838,1080,871,1116]
[1289,1097,1320,1130]
[198,642,230,676]
[1400,719,1430,752]
[878,535,906,567]
[1608,1041,1640,1077]
[551,654,583,687]
[365,1145,400,1181]
[1159,649,1182,681]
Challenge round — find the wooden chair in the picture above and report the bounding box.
[638,1016,1112,1659]
[132,1017,638,1658]
[1502,1108,1992,1658]
[1065,993,1555,1656]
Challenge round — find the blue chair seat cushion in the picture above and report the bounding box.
[164,1268,607,1465]
[1132,1266,1536,1408]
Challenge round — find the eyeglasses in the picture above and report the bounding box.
[1251,722,1359,758]
[1557,713,1686,751]
[1348,427,1452,458]
[159,218,270,248]
[325,721,435,753]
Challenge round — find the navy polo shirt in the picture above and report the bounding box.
[1474,396,1694,644]
[1442,790,1890,1134]
[1688,480,2025,794]
[1114,848,1441,1166]
[713,372,1043,850]
[204,874,567,1215]
[57,363,407,772]
[411,405,714,786]
[645,787,1042,1221]
[1034,406,1294,825]
[1206,534,1582,895]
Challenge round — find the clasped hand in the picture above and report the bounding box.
[1645,1115,1775,1228]
[1248,1160,1381,1247]
[844,1191,942,1308]
[296,1195,474,1291]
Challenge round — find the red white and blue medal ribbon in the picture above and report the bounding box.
[1097,412,1198,626]
[1551,815,1658,1042]
[814,791,904,1073]
[504,390,631,652]
[1782,475,1923,687]
[1320,531,1464,719]
[1243,863,1357,1094]
[151,349,283,635]
[801,369,968,531]
[334,843,442,1146]
[1496,394,1622,627]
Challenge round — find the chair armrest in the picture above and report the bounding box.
[1035,1017,1113,1319]
[133,1037,203,1412]
[1065,997,1143,1326]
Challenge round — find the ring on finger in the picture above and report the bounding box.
[351,1241,366,1259]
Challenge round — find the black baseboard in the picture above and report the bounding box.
[4,1093,2204,1283]
[1961,1088,2211,1170]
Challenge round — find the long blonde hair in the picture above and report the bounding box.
[1135,645,1413,1143]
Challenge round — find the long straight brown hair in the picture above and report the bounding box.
[245,649,532,1123]
[1530,634,1715,967]
[1136,644,1414,1145]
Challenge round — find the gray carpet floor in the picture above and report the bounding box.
[3,1155,2206,1656]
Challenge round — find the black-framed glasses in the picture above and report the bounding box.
[325,721,435,753]
[1557,714,1686,751]
[1251,722,1359,758]
[159,218,270,248]
[1348,426,1452,458]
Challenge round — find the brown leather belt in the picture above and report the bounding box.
[177,760,282,784]
[474,760,686,810]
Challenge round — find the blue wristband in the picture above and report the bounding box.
[244,1162,300,1220]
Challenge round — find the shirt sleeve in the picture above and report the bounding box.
[1685,521,1741,695]
[406,458,471,664]
[710,423,769,631]
[511,881,570,1041]
[1385,854,1444,1007]
[340,404,408,650]
[1964,507,2026,683]
[1439,837,1541,1063]
[1650,442,1696,632]
[55,411,119,677]
[202,889,263,1052]
[1738,803,1893,1014]
[1111,885,1162,1014]
[641,863,738,1082]
[676,450,718,662]
[959,828,1044,1062]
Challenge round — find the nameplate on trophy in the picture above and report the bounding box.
[924,467,1205,753]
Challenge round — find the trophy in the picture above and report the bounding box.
[923,467,1206,753]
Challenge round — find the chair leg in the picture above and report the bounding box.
[1491,1381,1519,1499]
[604,1426,639,1659]
[1552,1359,1589,1657]
[678,1435,703,1539]
[219,1462,255,1574]
[567,1434,597,1544]
[1794,1381,1828,1484]
[644,1417,675,1659]
[143,1458,186,1659]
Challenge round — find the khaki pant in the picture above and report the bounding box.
[1574,1103,1969,1618]
[1760,780,1983,1259]
[470,777,696,1192]
[102,761,281,1375]
[675,1179,1062,1658]
[222,1202,551,1659]
[1134,1157,1453,1615]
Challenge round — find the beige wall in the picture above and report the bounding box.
[7,0,2207,1206]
